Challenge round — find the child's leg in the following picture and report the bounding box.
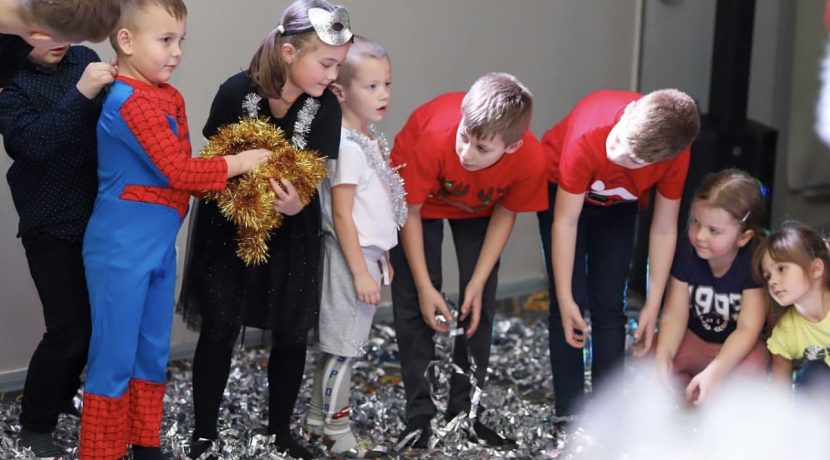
[671,330,720,386]
[583,202,638,390]
[307,355,327,435]
[733,340,770,375]
[447,217,498,416]
[190,304,244,441]
[391,219,444,425]
[19,234,90,433]
[266,342,311,459]
[128,246,177,449]
[81,261,151,459]
[318,354,355,444]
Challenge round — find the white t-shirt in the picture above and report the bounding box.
[320,127,398,250]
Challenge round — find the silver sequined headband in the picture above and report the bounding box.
[276,6,353,46]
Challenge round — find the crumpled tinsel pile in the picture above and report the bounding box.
[0,314,616,459]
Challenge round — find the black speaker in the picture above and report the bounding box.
[628,0,778,305]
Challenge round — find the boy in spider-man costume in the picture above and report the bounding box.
[78,1,269,459]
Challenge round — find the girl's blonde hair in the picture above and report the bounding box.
[692,168,766,239]
[249,0,338,100]
[752,222,830,290]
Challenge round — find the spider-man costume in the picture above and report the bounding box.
[80,76,228,460]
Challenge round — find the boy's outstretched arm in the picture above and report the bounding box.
[460,203,516,338]
[400,204,452,332]
[332,183,380,305]
[651,277,690,379]
[636,192,681,352]
[552,188,589,348]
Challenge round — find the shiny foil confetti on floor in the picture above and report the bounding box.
[1,315,593,459]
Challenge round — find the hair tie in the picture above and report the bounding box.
[276,24,285,35]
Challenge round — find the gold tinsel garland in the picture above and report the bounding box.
[200,117,328,266]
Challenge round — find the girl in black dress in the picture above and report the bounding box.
[179,1,353,458]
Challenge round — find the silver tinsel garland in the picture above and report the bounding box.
[343,125,408,228]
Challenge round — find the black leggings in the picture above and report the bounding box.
[191,316,307,439]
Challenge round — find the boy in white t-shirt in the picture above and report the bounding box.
[307,36,405,457]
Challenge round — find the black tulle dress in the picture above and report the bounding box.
[177,71,341,347]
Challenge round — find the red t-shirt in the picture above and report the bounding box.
[390,92,548,219]
[542,89,690,207]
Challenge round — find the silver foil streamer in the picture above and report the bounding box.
[291,97,320,150]
[343,125,408,228]
[1,314,646,459]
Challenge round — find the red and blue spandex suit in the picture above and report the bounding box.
[80,76,228,460]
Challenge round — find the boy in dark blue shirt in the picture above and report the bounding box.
[0,43,115,457]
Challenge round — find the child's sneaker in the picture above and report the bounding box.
[328,432,385,458]
[18,430,65,458]
[187,438,216,460]
[472,420,517,448]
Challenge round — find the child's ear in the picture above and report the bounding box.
[329,82,346,101]
[810,258,826,281]
[115,28,134,56]
[737,229,755,248]
[504,139,524,155]
[280,43,297,65]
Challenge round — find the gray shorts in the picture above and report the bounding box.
[317,233,385,357]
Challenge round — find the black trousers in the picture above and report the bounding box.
[19,233,91,432]
[536,183,638,417]
[190,309,308,440]
[390,217,499,423]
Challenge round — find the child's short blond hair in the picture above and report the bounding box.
[624,89,700,163]
[19,0,121,43]
[335,35,388,87]
[109,0,187,53]
[461,72,532,146]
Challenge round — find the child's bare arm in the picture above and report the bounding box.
[400,204,452,332]
[552,188,589,348]
[638,192,681,351]
[686,287,767,405]
[651,277,690,374]
[332,183,380,305]
[460,203,516,338]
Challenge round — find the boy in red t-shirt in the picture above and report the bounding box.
[390,72,547,449]
[537,89,700,430]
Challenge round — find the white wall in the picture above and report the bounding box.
[0,0,640,381]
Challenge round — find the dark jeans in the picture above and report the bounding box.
[391,217,499,423]
[536,183,637,417]
[19,233,91,432]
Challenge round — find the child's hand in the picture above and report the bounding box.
[354,272,380,305]
[76,62,116,99]
[633,306,659,357]
[460,279,484,338]
[418,285,452,333]
[685,366,722,406]
[226,148,271,177]
[560,300,589,349]
[270,178,303,216]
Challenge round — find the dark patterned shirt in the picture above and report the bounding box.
[0,46,103,241]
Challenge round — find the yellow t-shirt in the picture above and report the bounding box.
[767,308,830,366]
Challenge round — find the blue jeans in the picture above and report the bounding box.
[536,183,638,417]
